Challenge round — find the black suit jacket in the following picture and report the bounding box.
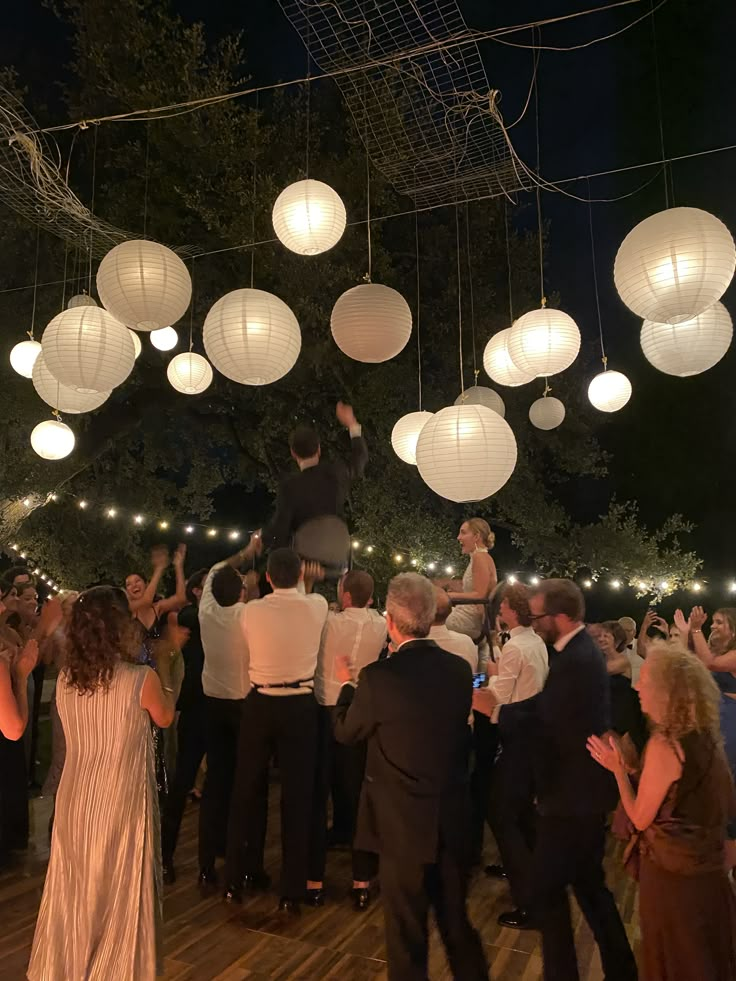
[499,627,617,816]
[333,639,473,864]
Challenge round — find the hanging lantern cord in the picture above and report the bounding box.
[455,201,464,395]
[29,223,41,340]
[587,177,607,363]
[504,199,514,323]
[414,207,423,411]
[250,90,259,289]
[365,145,372,282]
[533,32,545,306]
[87,125,99,295]
[189,256,195,353]
[543,378,551,397]
[305,10,311,180]
[466,202,477,376]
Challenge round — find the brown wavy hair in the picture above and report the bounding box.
[64,586,139,695]
[646,641,722,741]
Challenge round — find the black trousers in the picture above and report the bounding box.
[531,814,637,981]
[28,663,45,784]
[380,837,488,981]
[198,695,244,871]
[162,699,206,863]
[225,691,319,898]
[0,733,28,853]
[487,740,537,908]
[469,712,499,861]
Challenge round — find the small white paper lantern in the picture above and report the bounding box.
[9,339,42,378]
[331,283,412,363]
[529,396,566,430]
[391,410,433,466]
[588,370,632,413]
[167,352,214,395]
[129,329,142,360]
[614,207,736,324]
[30,419,75,460]
[416,404,517,503]
[32,353,110,414]
[640,302,733,376]
[203,288,301,385]
[41,307,136,394]
[67,293,97,309]
[150,326,178,351]
[272,179,346,256]
[96,239,192,331]
[454,385,505,418]
[483,328,535,387]
[508,308,581,378]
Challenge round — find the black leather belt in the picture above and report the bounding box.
[252,677,314,690]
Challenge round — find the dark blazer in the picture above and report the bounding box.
[499,627,617,816]
[333,639,473,864]
[262,434,368,548]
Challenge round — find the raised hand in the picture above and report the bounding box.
[151,545,170,571]
[336,401,357,429]
[587,733,624,774]
[673,608,689,635]
[639,609,655,635]
[172,543,187,568]
[14,639,39,680]
[38,596,63,638]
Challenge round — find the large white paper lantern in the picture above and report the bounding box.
[30,419,75,460]
[483,328,535,387]
[9,339,42,378]
[640,302,733,376]
[529,396,566,430]
[508,308,581,378]
[67,293,97,309]
[129,329,142,360]
[41,307,136,394]
[614,207,736,324]
[167,352,214,395]
[331,283,412,363]
[272,179,346,255]
[150,326,178,351]
[416,404,517,503]
[203,288,301,385]
[454,385,505,418]
[96,239,192,331]
[391,410,433,466]
[32,354,110,414]
[588,370,632,413]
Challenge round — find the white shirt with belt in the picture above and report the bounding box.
[428,624,478,673]
[489,625,549,722]
[315,607,387,706]
[199,561,250,700]
[626,639,645,685]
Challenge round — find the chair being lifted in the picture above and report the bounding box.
[292,515,352,580]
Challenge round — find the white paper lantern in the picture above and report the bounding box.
[331,283,412,363]
[129,329,142,360]
[272,179,346,255]
[454,385,505,418]
[32,353,110,414]
[9,339,42,378]
[614,207,736,324]
[529,396,566,430]
[640,302,733,376]
[30,419,75,460]
[203,288,301,385]
[391,410,434,466]
[150,326,178,351]
[67,293,97,309]
[167,352,214,395]
[508,308,581,377]
[588,370,633,413]
[415,404,517,503]
[41,307,136,394]
[483,328,535,387]
[96,239,192,331]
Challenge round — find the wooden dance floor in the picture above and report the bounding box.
[0,789,640,979]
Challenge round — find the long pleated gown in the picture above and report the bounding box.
[28,661,162,980]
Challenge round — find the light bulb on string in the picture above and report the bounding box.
[229,531,240,540]
[106,508,117,518]
[133,514,144,525]
[445,566,454,576]
[159,521,169,530]
[184,525,194,535]
[611,579,622,590]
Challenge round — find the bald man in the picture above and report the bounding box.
[429,589,478,673]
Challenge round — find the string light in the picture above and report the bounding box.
[352,540,360,549]
[49,493,58,502]
[207,529,218,538]
[19,552,27,559]
[729,582,736,593]
[394,554,403,563]
[659,581,669,591]
[638,580,647,590]
[40,574,47,581]
[583,579,592,588]
[78,500,88,509]
[33,567,40,575]
[507,575,517,584]
[428,562,436,571]
[445,566,454,575]
[185,525,194,534]
[410,559,418,567]
[366,546,374,554]
[23,498,31,507]
[159,520,170,530]
[611,579,621,589]
[692,582,702,593]
[106,508,117,518]
[530,576,539,585]
[228,530,240,540]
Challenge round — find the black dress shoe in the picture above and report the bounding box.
[497,908,539,930]
[162,861,176,885]
[223,883,243,904]
[484,864,508,880]
[242,871,271,893]
[198,867,218,889]
[351,887,371,911]
[306,888,325,907]
[278,897,301,914]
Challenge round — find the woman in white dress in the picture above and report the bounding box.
[444,518,498,642]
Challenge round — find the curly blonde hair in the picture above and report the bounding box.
[645,641,722,741]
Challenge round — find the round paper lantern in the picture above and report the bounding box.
[391,410,433,466]
[272,179,346,255]
[9,339,42,378]
[41,307,136,394]
[588,370,633,413]
[67,293,97,309]
[483,328,535,387]
[167,352,214,395]
[640,302,733,376]
[614,207,736,324]
[508,308,581,377]
[30,419,75,460]
[529,396,566,430]
[96,239,192,331]
[415,404,517,503]
[331,283,412,363]
[150,326,178,351]
[32,353,110,414]
[454,385,505,418]
[203,288,301,385]
[129,329,142,360]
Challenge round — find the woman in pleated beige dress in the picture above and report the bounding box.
[28,586,179,981]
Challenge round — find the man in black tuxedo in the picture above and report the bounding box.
[481,579,637,981]
[333,573,488,981]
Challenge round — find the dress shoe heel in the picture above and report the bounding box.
[351,887,371,911]
[198,867,218,890]
[162,861,176,885]
[223,883,243,904]
[497,908,539,931]
[278,897,301,914]
[306,888,325,907]
[484,864,507,880]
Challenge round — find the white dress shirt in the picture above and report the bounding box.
[626,639,645,685]
[488,625,549,723]
[428,624,478,673]
[199,562,250,700]
[315,606,387,706]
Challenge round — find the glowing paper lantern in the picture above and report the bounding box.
[483,328,535,387]
[454,385,505,418]
[41,307,135,393]
[640,302,733,376]
[391,410,433,465]
[150,326,178,351]
[415,404,517,503]
[96,239,192,331]
[9,339,42,378]
[129,329,142,359]
[272,179,346,255]
[30,419,75,460]
[32,353,110,414]
[67,293,97,309]
[331,283,412,363]
[508,308,581,378]
[167,352,214,395]
[588,370,633,413]
[614,207,736,324]
[529,396,566,430]
[203,288,301,385]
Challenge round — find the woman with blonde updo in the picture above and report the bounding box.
[443,518,497,642]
